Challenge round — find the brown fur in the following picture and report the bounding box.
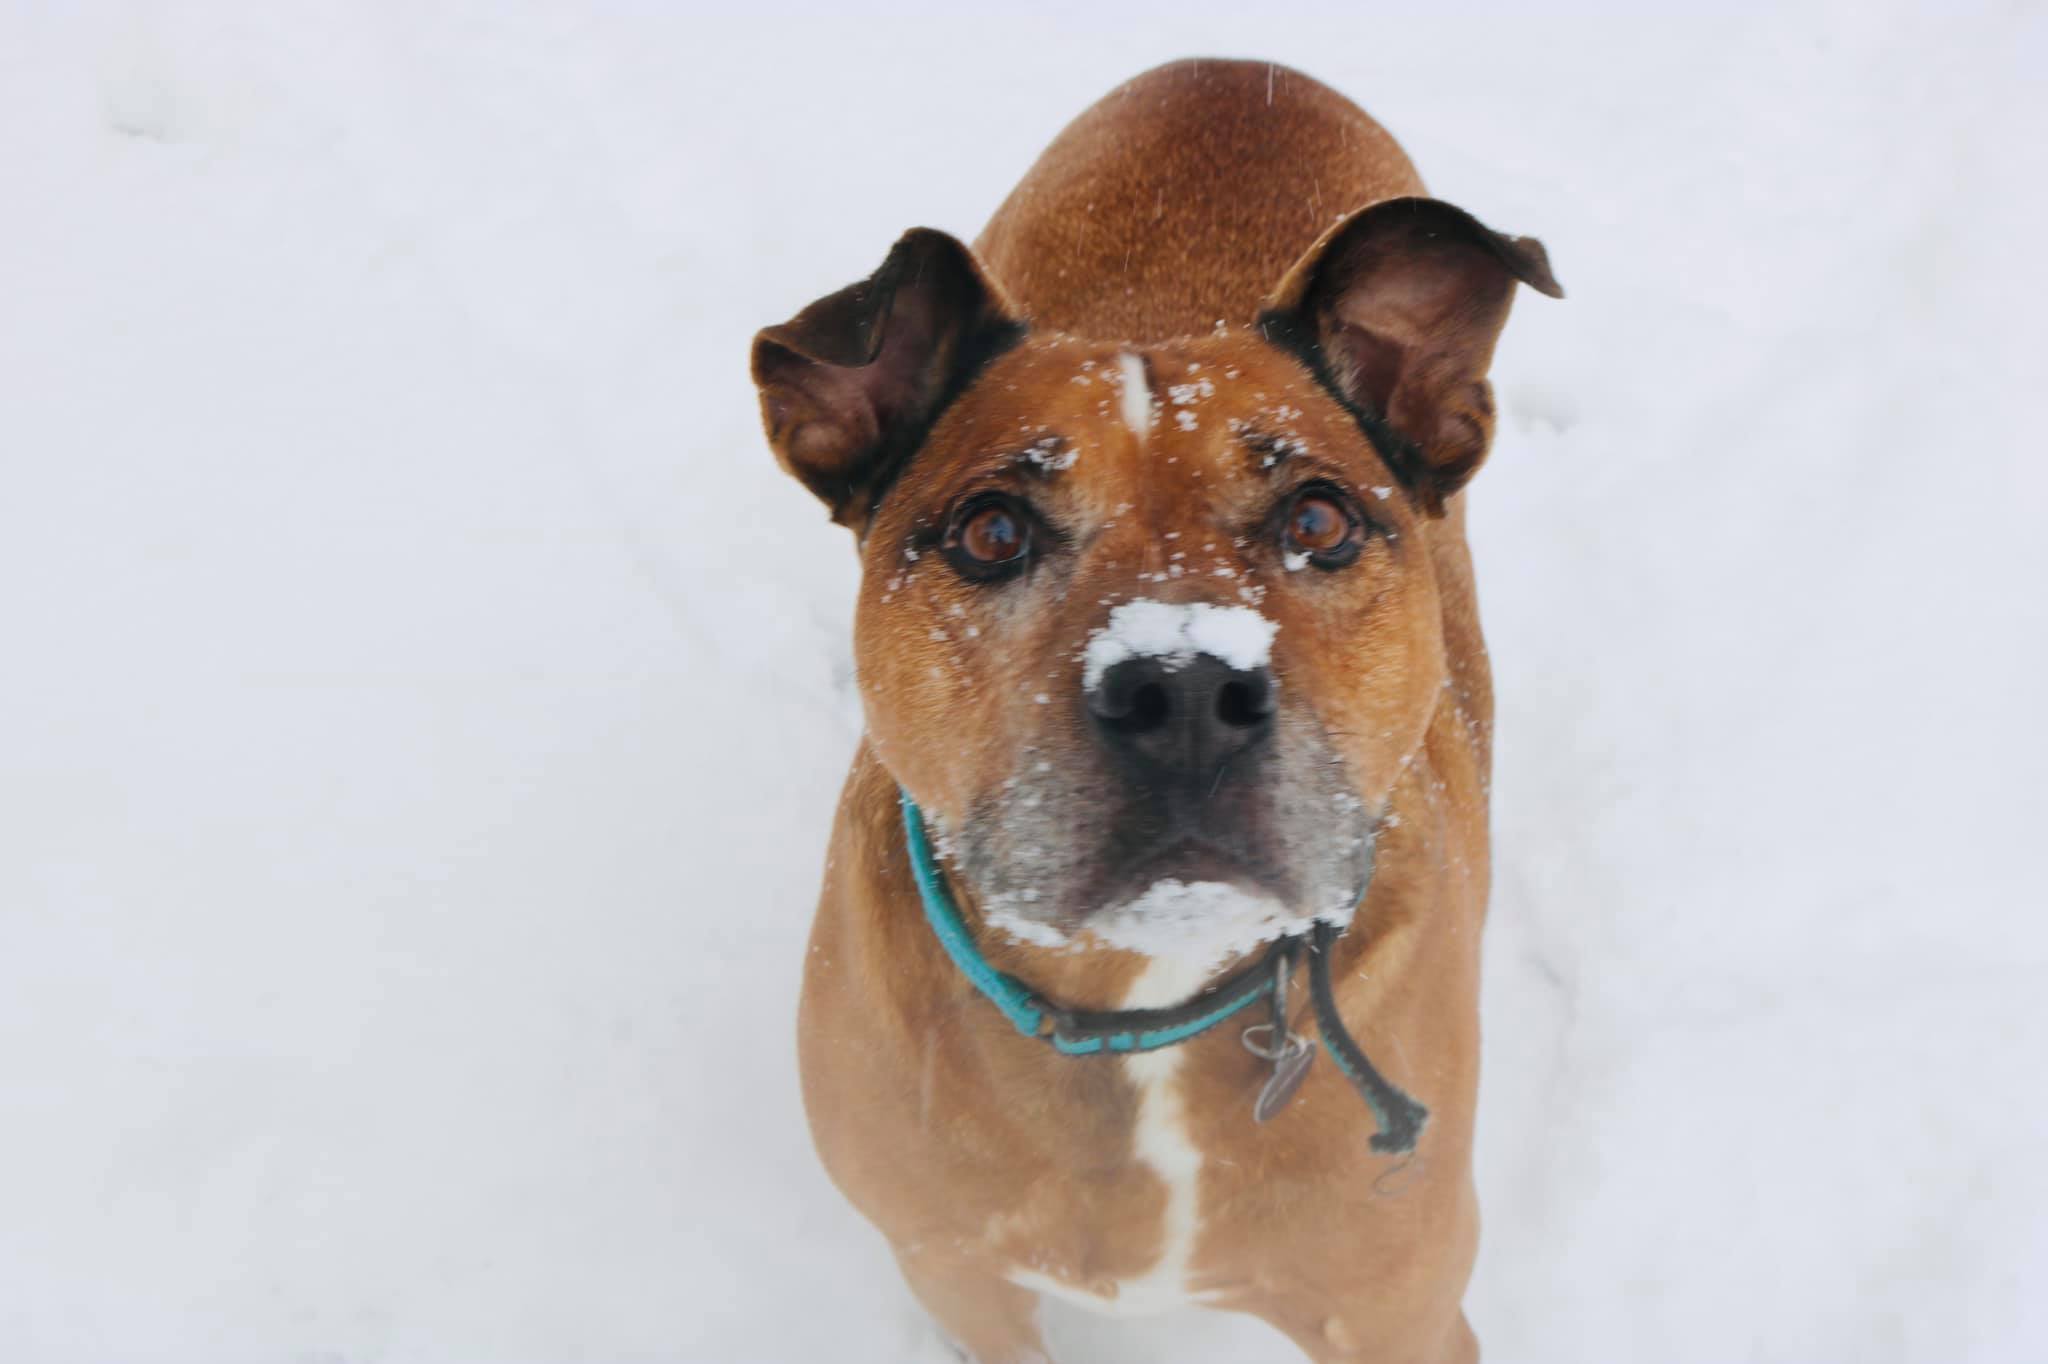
[754,58,1560,1362]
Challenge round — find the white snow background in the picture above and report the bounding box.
[3,2,2044,1361]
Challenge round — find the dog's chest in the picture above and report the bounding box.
[1002,958,1215,1317]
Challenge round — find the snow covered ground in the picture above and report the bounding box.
[3,2,2044,1361]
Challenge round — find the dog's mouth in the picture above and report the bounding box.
[1086,833,1280,910]
[979,818,1358,970]
[1073,835,1313,965]
[957,720,1375,963]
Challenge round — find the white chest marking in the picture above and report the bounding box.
[1009,957,1211,1317]
[1116,351,1154,442]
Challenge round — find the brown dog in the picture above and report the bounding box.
[750,58,1560,1363]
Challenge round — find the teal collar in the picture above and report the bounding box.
[898,789,1429,1152]
[900,790,1281,1055]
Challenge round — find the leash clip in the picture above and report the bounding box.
[1243,944,1314,1122]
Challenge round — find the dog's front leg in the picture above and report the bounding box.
[1244,1288,1479,1364]
[894,1246,1051,1364]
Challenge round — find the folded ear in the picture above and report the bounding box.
[1260,197,1563,515]
[751,229,1024,531]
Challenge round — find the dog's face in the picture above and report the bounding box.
[850,335,1436,960]
[754,201,1558,968]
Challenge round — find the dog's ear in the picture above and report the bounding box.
[1261,197,1562,516]
[752,229,1023,531]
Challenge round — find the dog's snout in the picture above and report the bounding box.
[1087,654,1275,775]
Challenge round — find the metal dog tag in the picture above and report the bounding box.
[1253,1037,1314,1123]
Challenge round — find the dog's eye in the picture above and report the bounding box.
[1283,486,1364,568]
[945,496,1034,580]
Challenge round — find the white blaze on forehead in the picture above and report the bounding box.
[1082,599,1279,690]
[1115,351,1153,437]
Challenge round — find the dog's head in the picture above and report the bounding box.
[753,199,1559,971]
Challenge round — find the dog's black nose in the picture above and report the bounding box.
[1086,654,1276,776]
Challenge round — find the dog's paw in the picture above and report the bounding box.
[906,1318,971,1364]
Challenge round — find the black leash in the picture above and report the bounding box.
[1306,920,1429,1154]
